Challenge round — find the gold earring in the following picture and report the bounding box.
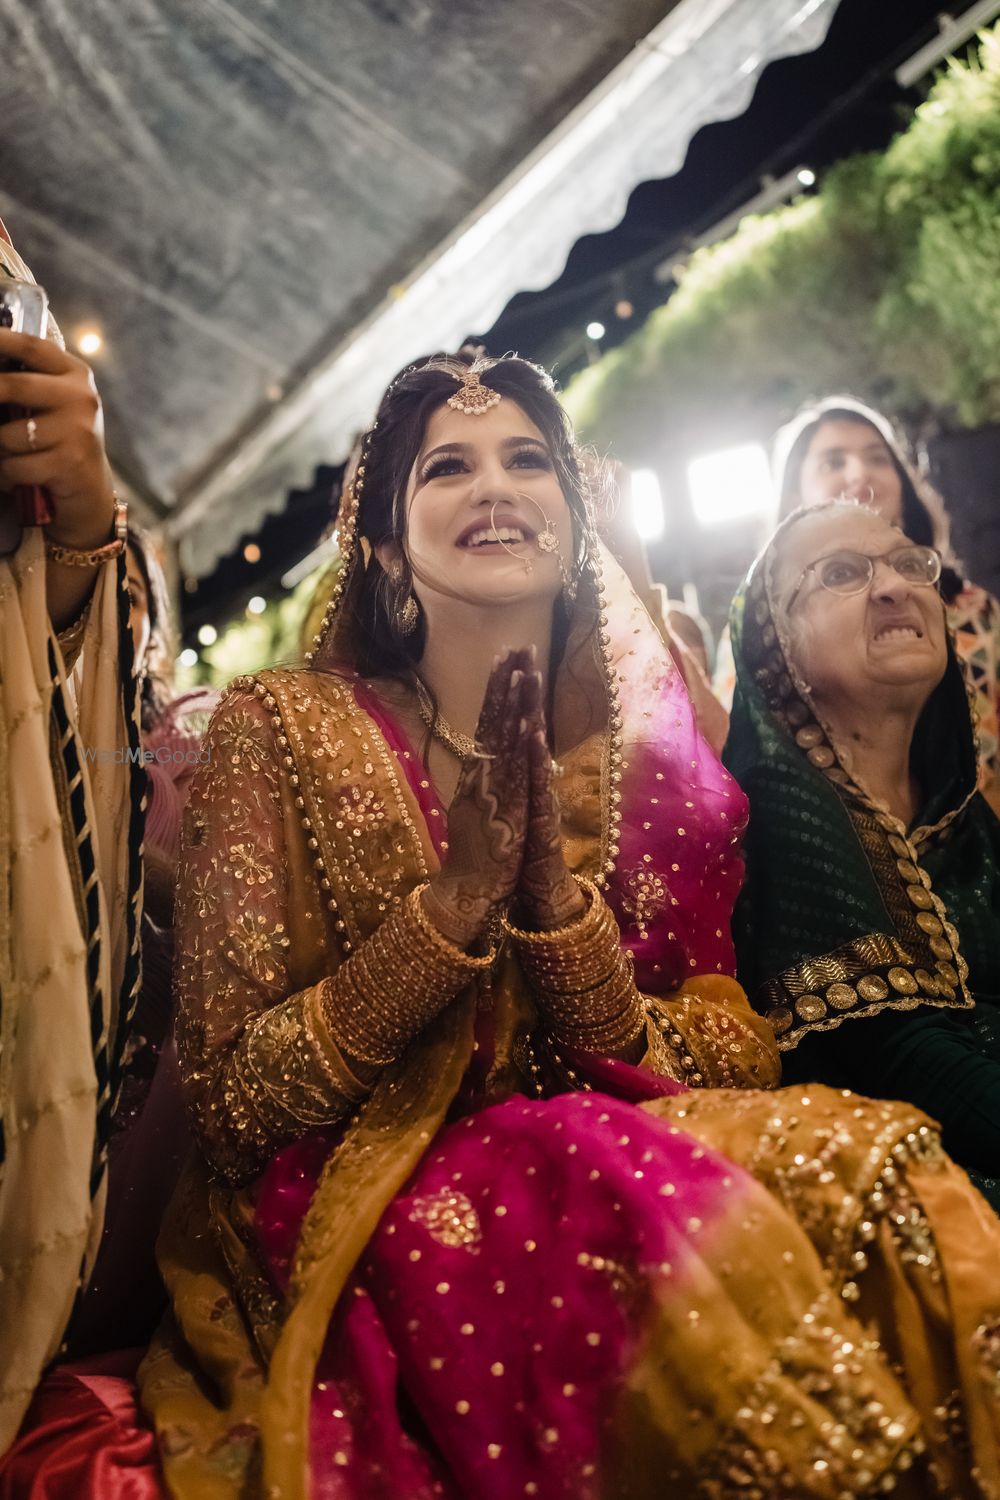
[397,594,419,636]
[389,561,419,636]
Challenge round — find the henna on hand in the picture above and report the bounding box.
[426,650,533,945]
[514,674,586,932]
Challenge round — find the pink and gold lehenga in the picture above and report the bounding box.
[108,523,1000,1500]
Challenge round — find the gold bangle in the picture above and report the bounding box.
[549,999,646,1056]
[321,886,496,1068]
[541,960,634,1023]
[503,875,602,944]
[302,982,370,1103]
[412,883,496,967]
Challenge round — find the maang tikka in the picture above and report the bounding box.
[447,368,502,417]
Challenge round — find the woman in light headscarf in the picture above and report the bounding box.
[0,222,143,1449]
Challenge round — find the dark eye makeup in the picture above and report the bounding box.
[419,440,552,483]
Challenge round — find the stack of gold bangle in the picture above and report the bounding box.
[505,877,645,1056]
[322,882,495,1069]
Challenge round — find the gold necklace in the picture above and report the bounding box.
[414,677,482,761]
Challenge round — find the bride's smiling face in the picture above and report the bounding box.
[376,398,573,613]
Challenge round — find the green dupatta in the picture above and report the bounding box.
[723,509,1000,1056]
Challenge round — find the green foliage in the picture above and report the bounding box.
[876,32,1000,425]
[564,25,1000,457]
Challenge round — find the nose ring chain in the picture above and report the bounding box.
[489,494,573,594]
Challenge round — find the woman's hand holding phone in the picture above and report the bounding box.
[0,328,116,550]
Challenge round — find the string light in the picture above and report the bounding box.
[78,329,103,356]
[586,321,606,341]
[178,647,198,668]
[247,595,267,615]
[797,167,816,187]
[197,623,218,646]
[243,542,261,563]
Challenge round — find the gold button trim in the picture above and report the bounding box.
[906,885,933,910]
[795,994,827,1021]
[806,745,835,769]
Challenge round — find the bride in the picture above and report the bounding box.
[124,352,1000,1500]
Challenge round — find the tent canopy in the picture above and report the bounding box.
[0,0,839,576]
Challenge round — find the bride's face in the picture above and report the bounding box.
[378,398,573,614]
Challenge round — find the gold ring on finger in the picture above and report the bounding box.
[26,417,38,452]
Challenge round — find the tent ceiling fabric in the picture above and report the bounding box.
[0,0,839,577]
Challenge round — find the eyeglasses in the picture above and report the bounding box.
[786,544,941,613]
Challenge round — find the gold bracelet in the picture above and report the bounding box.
[45,535,125,568]
[44,494,128,568]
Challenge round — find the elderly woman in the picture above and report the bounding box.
[725,498,1000,1208]
[774,394,1000,813]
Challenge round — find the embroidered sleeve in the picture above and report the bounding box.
[174,688,367,1184]
[644,979,781,1090]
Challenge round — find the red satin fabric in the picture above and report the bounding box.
[0,1353,163,1500]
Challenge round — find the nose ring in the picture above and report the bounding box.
[839,484,876,506]
[489,494,558,575]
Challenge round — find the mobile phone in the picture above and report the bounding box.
[0,278,53,543]
[0,278,48,345]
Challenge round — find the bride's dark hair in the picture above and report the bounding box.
[340,349,597,681]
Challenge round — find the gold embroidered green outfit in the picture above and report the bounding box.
[725,515,1000,1206]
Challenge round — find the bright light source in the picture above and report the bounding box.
[586,321,606,341]
[630,469,665,542]
[687,443,774,528]
[178,647,198,668]
[78,328,103,356]
[197,623,218,646]
[614,299,634,319]
[243,542,261,563]
[797,167,816,188]
[247,595,267,615]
